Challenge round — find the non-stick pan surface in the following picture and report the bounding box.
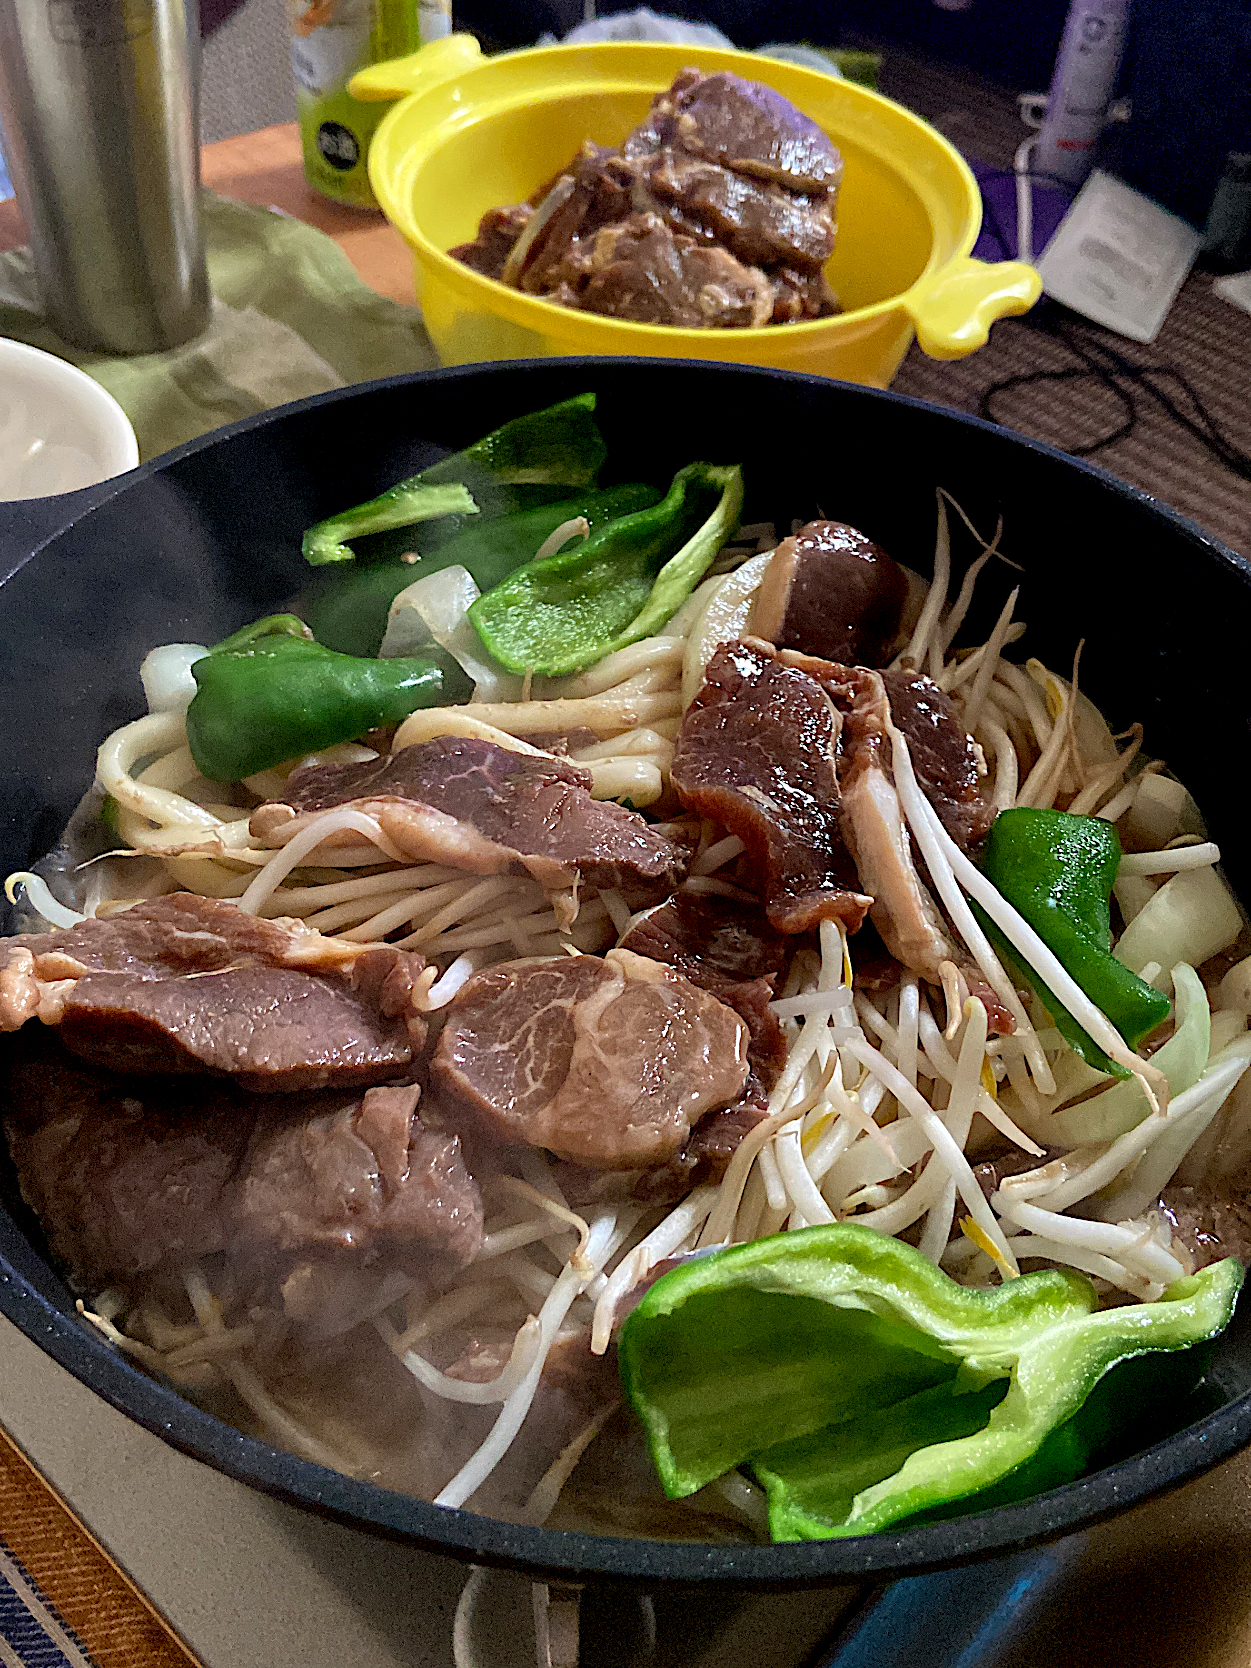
[1,359,1249,1587]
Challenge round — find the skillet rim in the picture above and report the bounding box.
[1,355,1249,1587]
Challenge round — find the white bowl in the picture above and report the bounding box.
[0,339,139,500]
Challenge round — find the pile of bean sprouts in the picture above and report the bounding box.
[18,497,1251,1530]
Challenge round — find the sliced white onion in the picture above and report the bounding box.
[381,565,524,704]
[140,643,208,716]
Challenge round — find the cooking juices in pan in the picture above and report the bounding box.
[1,393,1247,1542]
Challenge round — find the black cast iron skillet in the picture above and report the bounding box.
[1,358,1250,1590]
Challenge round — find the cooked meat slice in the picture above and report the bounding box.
[748,521,909,669]
[838,667,962,986]
[618,889,788,985]
[770,265,839,323]
[637,68,843,194]
[508,144,637,294]
[619,891,789,1091]
[1157,1182,1251,1269]
[448,203,533,280]
[1,1031,251,1287]
[431,948,749,1169]
[882,670,995,851]
[646,150,835,272]
[446,1324,617,1407]
[236,1083,483,1277]
[578,214,775,329]
[0,895,426,1090]
[1,1032,479,1292]
[252,736,684,904]
[670,640,872,934]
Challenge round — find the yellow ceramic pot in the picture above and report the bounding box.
[353,35,1040,387]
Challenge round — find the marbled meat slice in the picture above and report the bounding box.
[882,670,995,852]
[749,521,909,669]
[0,893,426,1090]
[431,948,748,1169]
[670,640,871,934]
[619,889,789,1090]
[1,1031,481,1293]
[250,735,684,904]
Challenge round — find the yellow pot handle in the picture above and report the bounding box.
[904,257,1042,360]
[349,32,484,102]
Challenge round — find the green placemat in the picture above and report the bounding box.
[0,192,436,460]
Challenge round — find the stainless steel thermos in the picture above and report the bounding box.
[0,0,210,354]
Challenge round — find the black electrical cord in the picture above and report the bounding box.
[978,306,1251,481]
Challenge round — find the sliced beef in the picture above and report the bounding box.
[431,948,749,1169]
[236,1082,482,1278]
[619,890,789,1091]
[251,735,684,905]
[882,670,995,852]
[771,265,840,323]
[446,1324,617,1409]
[0,894,426,1091]
[837,666,963,986]
[749,521,909,669]
[2,1031,249,1288]
[579,214,775,329]
[1,1031,481,1293]
[670,640,871,935]
[1157,1182,1251,1270]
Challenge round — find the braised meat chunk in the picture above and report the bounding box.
[251,736,684,904]
[749,521,910,669]
[431,949,749,1169]
[0,894,426,1091]
[450,68,842,331]
[670,640,872,934]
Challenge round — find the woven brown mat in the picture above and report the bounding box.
[0,1424,201,1668]
[873,47,1251,558]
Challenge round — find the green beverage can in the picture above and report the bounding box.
[288,0,450,208]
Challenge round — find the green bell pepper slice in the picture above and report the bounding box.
[301,394,607,566]
[301,483,663,658]
[618,1223,1241,1542]
[185,614,472,781]
[977,808,1171,1074]
[469,462,743,677]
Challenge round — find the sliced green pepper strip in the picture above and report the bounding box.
[302,482,478,567]
[618,1223,1241,1542]
[185,622,472,781]
[469,462,743,676]
[301,483,662,658]
[301,394,606,566]
[977,808,1171,1074]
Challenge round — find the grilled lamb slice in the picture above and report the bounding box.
[646,149,835,273]
[236,1082,483,1280]
[250,736,684,906]
[578,214,775,329]
[431,948,749,1169]
[749,521,909,669]
[448,203,533,280]
[670,639,872,934]
[627,68,843,195]
[0,893,426,1090]
[1,1032,482,1294]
